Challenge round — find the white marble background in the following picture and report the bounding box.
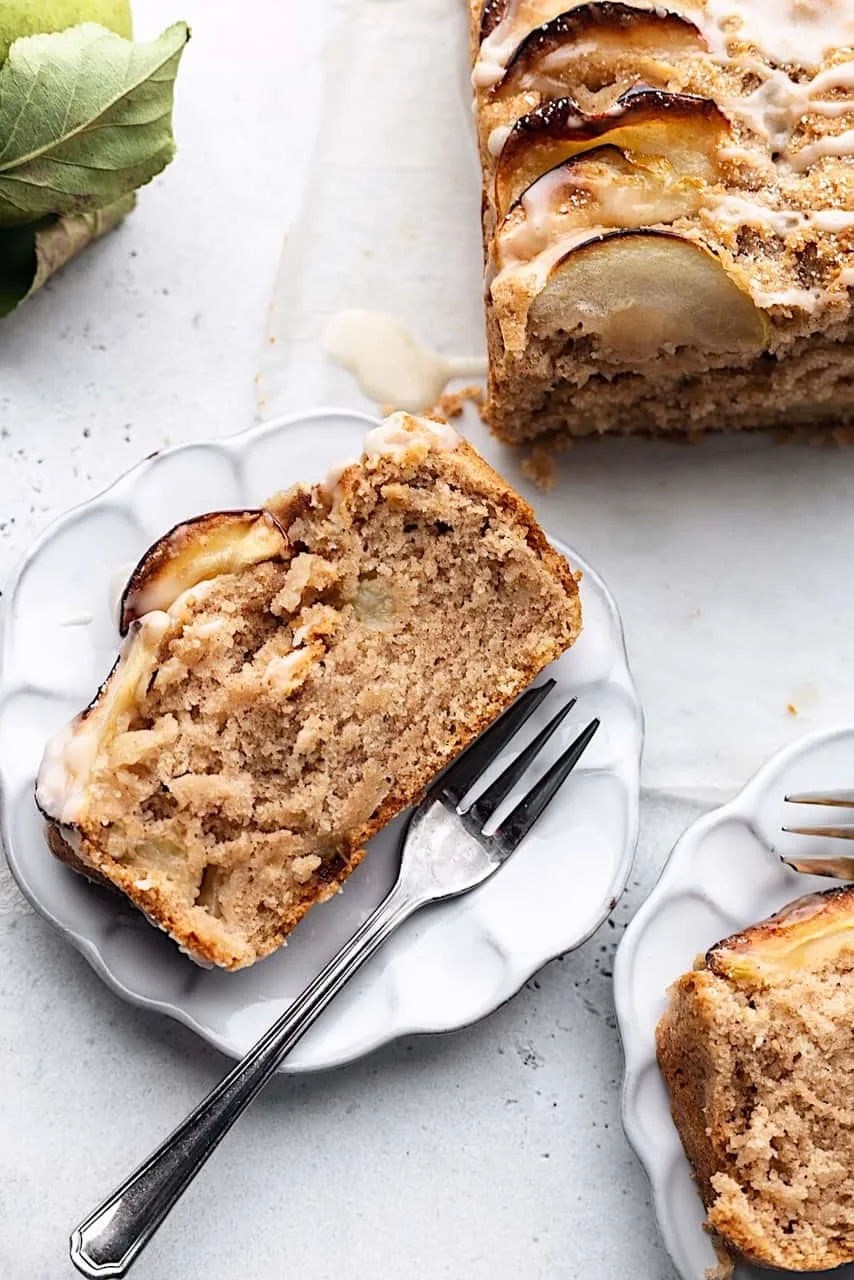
[2,2,854,1278]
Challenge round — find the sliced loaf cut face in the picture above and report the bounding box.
[36,414,581,970]
[657,885,854,1271]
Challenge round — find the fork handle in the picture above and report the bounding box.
[69,882,416,1279]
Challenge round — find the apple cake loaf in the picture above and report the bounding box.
[469,1,854,443]
[657,886,854,1271]
[35,414,581,970]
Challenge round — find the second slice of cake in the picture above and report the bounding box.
[658,886,854,1271]
[36,414,582,969]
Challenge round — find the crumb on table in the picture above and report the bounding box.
[521,445,558,491]
[434,384,485,420]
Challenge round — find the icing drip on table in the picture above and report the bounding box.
[323,310,486,412]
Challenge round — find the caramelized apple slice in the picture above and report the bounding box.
[480,0,567,45]
[527,230,768,357]
[495,146,708,267]
[494,90,729,217]
[120,510,288,633]
[496,4,706,103]
[707,887,854,982]
[476,0,584,90]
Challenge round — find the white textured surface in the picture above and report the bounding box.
[615,729,854,1280]
[1,2,853,1279]
[1,409,642,1070]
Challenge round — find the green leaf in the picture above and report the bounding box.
[0,1,133,64]
[0,192,134,316]
[0,21,189,227]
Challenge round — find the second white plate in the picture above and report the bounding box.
[0,409,642,1072]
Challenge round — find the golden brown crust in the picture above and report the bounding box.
[46,820,368,970]
[656,969,728,1210]
[707,884,854,976]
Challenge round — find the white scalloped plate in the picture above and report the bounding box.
[0,409,642,1072]
[614,727,854,1280]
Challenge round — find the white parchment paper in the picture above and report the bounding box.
[257,0,854,802]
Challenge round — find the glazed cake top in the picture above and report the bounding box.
[473,0,854,333]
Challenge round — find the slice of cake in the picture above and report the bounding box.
[469,0,854,444]
[36,414,581,970]
[657,886,854,1271]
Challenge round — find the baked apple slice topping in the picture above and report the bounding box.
[476,0,580,86]
[120,509,288,634]
[706,889,854,982]
[495,4,706,105]
[525,230,768,358]
[494,89,729,216]
[495,145,709,268]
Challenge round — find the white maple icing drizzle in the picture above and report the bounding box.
[363,412,461,459]
[708,194,854,235]
[474,0,854,169]
[487,123,513,157]
[498,165,582,264]
[721,58,854,163]
[109,560,138,626]
[498,161,705,265]
[475,0,854,326]
[59,612,94,628]
[474,0,556,89]
[838,266,854,283]
[323,310,486,413]
[707,193,804,234]
[812,208,854,231]
[791,126,854,170]
[36,610,171,825]
[702,0,854,70]
[749,283,824,309]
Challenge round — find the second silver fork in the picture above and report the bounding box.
[69,678,599,1279]
[783,788,854,878]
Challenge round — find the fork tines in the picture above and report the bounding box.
[782,789,854,879]
[783,790,854,842]
[438,680,599,856]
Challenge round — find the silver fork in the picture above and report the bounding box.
[782,789,854,878]
[70,679,599,1279]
